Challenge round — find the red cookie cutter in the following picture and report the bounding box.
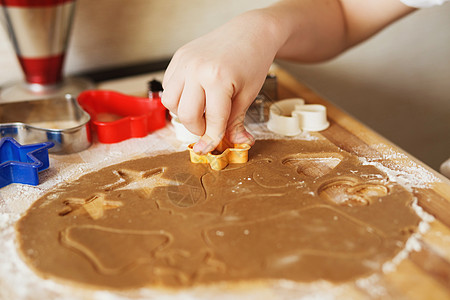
[77,90,166,143]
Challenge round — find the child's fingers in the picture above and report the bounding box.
[162,62,176,90]
[227,123,255,145]
[193,88,232,154]
[177,82,206,136]
[162,48,184,89]
[161,77,184,115]
[226,94,256,145]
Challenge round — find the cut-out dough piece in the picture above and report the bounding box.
[59,194,123,220]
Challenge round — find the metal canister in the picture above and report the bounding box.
[0,0,76,86]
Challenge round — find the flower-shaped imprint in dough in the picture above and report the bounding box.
[318,176,389,206]
[188,140,251,171]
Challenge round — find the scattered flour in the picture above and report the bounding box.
[0,130,183,300]
[355,144,439,277]
[0,128,336,300]
[358,144,440,190]
[0,124,443,299]
[0,213,10,230]
[355,274,388,298]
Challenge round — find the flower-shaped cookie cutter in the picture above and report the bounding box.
[188,141,251,170]
[267,98,330,136]
[0,137,54,188]
[77,90,166,143]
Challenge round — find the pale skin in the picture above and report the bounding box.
[162,0,415,154]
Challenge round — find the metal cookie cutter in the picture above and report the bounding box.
[77,90,166,144]
[267,98,330,136]
[0,137,54,188]
[246,73,278,123]
[0,94,91,154]
[187,141,251,171]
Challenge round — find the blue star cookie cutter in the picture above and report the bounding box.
[0,137,54,188]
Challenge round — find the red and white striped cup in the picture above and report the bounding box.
[0,0,76,85]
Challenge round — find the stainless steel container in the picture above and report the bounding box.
[0,94,91,154]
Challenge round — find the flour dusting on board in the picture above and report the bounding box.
[355,274,388,298]
[352,143,439,278]
[0,123,443,300]
[357,143,440,190]
[0,130,180,300]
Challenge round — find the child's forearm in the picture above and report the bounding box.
[262,0,415,62]
[161,0,415,155]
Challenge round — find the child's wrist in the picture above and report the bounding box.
[237,9,288,57]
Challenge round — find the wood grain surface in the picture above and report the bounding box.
[99,67,450,299]
[274,66,450,300]
[2,67,447,300]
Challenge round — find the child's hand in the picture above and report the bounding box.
[162,11,282,154]
[162,0,414,155]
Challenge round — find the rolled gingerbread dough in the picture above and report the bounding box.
[16,139,420,289]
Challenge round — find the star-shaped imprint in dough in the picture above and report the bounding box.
[103,167,175,196]
[59,193,123,220]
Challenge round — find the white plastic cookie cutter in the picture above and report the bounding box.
[267,98,330,136]
[170,112,200,144]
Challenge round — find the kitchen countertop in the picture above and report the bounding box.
[1,66,450,299]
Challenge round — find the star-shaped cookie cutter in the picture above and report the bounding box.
[188,141,251,170]
[0,137,54,188]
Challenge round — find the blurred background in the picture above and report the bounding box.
[0,0,448,171]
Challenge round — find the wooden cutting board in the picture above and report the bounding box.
[273,66,450,299]
[99,66,450,298]
[97,66,450,299]
[1,67,449,300]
